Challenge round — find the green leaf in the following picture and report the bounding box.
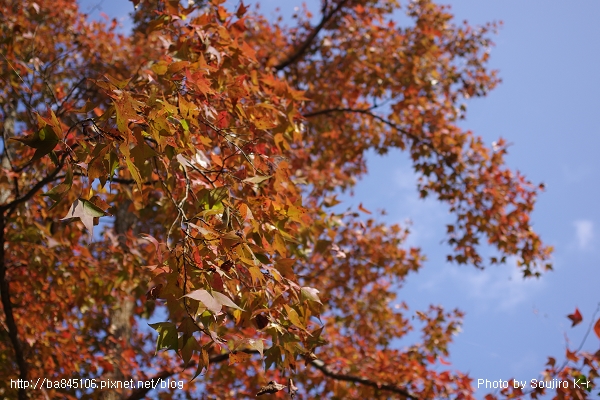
[11,126,59,163]
[43,163,73,206]
[149,322,178,352]
[125,156,143,193]
[208,186,228,209]
[264,345,281,371]
[179,118,189,131]
[254,253,270,264]
[105,151,120,178]
[181,336,199,365]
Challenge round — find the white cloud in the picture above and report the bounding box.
[573,220,593,249]
[391,167,451,246]
[388,160,543,312]
[464,265,542,311]
[417,258,544,312]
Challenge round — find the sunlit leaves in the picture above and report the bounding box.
[243,175,271,184]
[60,198,107,236]
[229,351,251,365]
[300,286,322,304]
[184,289,243,314]
[112,91,143,133]
[184,289,222,314]
[0,0,566,399]
[211,291,244,311]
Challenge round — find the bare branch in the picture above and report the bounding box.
[274,0,351,71]
[308,358,418,399]
[125,350,418,399]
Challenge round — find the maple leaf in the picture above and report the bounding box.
[183,289,222,314]
[567,308,583,327]
[0,1,568,399]
[228,351,251,365]
[60,198,107,237]
[10,126,59,163]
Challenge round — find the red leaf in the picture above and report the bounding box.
[439,357,451,366]
[139,233,162,264]
[236,1,249,18]
[594,318,600,340]
[217,110,229,129]
[567,308,583,327]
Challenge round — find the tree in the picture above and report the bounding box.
[0,0,598,399]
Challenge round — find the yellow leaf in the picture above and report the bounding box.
[248,266,264,284]
[284,305,304,330]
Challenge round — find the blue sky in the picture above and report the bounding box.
[347,2,600,398]
[80,1,600,398]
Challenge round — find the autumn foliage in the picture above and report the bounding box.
[0,0,598,399]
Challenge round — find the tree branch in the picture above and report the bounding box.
[126,350,418,399]
[274,0,351,71]
[0,154,66,215]
[0,154,67,400]
[304,106,421,143]
[0,214,28,400]
[308,358,418,399]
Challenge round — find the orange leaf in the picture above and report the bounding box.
[439,357,451,366]
[229,351,251,365]
[594,318,600,340]
[566,348,579,362]
[358,203,372,214]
